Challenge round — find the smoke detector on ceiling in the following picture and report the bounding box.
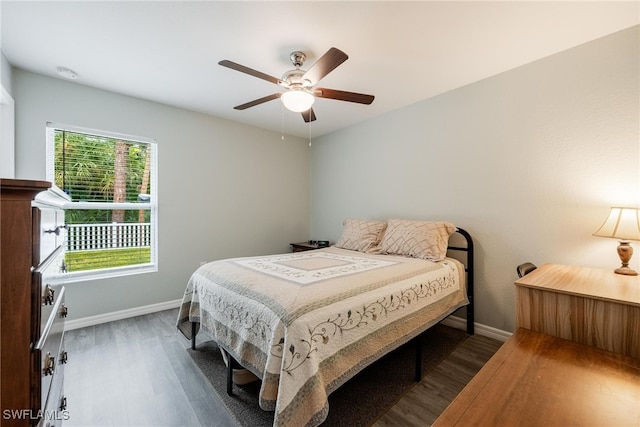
[56,66,78,80]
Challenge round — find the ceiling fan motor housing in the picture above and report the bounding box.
[281,51,312,89]
[281,69,311,89]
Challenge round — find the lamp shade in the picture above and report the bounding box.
[593,207,640,241]
[281,89,314,112]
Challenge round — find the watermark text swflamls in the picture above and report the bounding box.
[2,409,70,421]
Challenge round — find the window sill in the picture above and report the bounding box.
[53,263,158,284]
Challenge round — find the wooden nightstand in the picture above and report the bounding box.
[290,241,328,252]
[514,263,640,358]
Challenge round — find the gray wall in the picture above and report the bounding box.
[13,70,311,320]
[309,26,640,332]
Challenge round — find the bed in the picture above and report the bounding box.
[177,219,474,427]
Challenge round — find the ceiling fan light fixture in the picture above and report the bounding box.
[281,89,314,112]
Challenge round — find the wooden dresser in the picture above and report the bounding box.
[514,263,639,358]
[433,328,640,426]
[434,262,640,426]
[1,179,70,426]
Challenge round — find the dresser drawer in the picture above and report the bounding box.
[39,356,67,427]
[33,287,67,420]
[38,207,66,264]
[38,382,71,427]
[32,246,67,340]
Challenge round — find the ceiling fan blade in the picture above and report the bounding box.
[234,93,281,110]
[302,47,348,84]
[314,88,375,105]
[301,108,317,123]
[219,60,282,85]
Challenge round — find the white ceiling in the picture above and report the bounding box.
[1,1,638,138]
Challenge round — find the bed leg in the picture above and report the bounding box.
[225,350,234,396]
[414,334,423,381]
[466,298,475,335]
[191,322,197,350]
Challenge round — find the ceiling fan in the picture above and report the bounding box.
[218,47,375,122]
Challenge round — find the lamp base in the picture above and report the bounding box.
[615,241,638,275]
[614,266,638,276]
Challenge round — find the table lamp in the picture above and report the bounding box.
[593,207,640,275]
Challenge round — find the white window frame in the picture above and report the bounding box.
[46,122,158,283]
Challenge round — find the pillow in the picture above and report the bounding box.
[334,218,388,253]
[380,219,456,261]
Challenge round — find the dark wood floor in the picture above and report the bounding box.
[63,308,503,426]
[374,330,503,426]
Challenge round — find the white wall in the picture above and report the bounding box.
[310,26,640,332]
[13,70,311,320]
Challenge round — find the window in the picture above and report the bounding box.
[46,123,157,281]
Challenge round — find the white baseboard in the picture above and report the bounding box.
[65,298,182,331]
[66,300,513,342]
[441,315,512,342]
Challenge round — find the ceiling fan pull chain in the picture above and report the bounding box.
[308,120,312,147]
[281,103,285,141]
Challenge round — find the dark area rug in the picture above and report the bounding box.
[188,324,467,426]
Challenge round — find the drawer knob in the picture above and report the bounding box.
[60,350,68,364]
[60,304,68,318]
[43,352,55,376]
[43,285,55,305]
[44,225,67,236]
